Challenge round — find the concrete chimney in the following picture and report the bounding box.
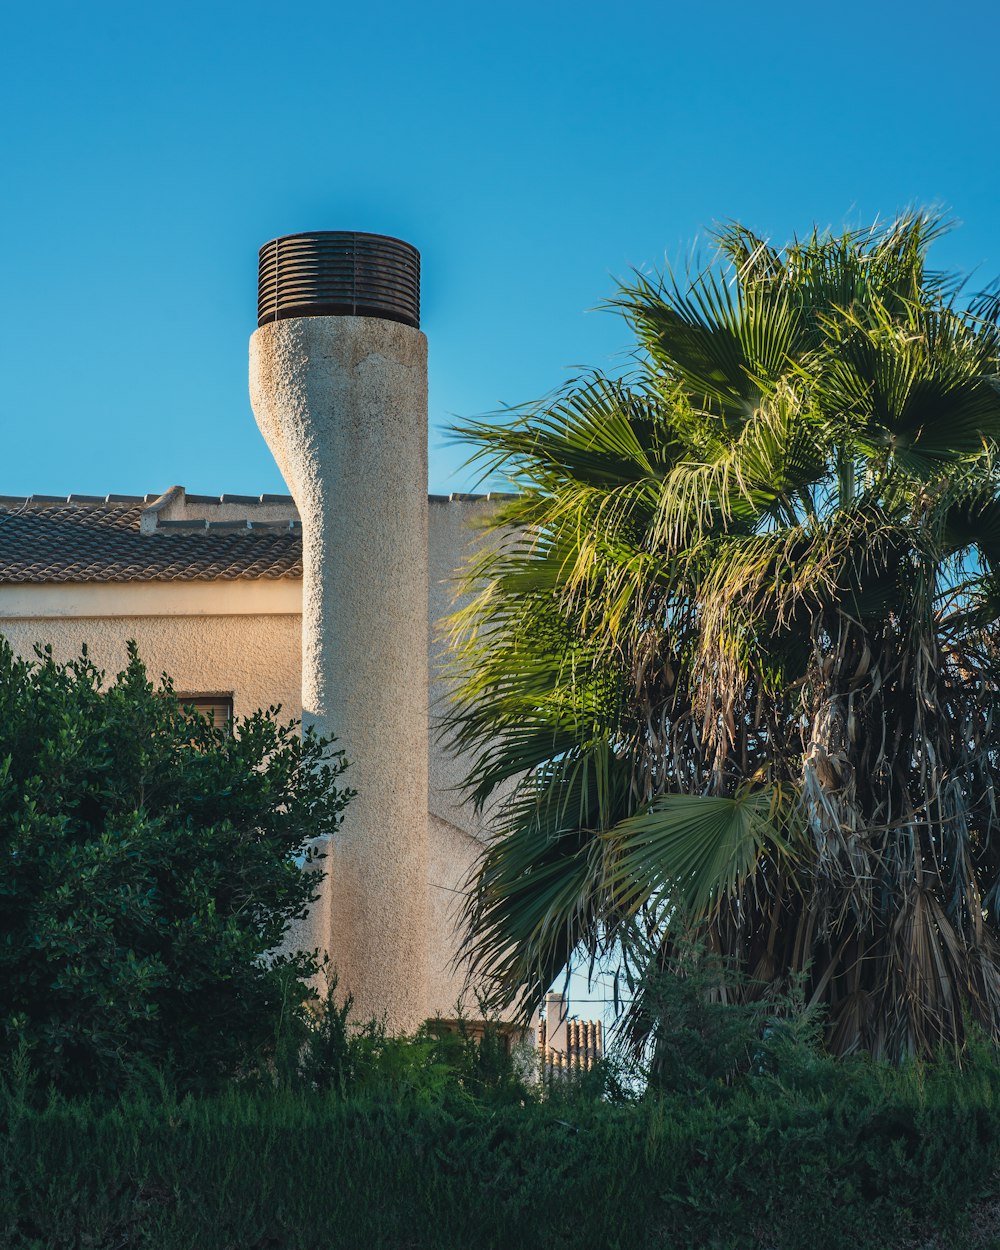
[249,232,428,1032]
[545,991,569,1055]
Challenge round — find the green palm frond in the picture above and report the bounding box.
[942,485,1000,566]
[818,300,1000,476]
[613,268,803,425]
[601,787,801,922]
[452,372,681,492]
[649,384,827,548]
[461,741,634,1012]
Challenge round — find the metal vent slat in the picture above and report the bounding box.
[257,231,420,329]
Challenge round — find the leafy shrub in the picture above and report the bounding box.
[292,970,536,1107]
[622,937,830,1098]
[0,641,352,1095]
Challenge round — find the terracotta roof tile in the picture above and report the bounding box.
[0,499,302,583]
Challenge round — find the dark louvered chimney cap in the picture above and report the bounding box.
[257,231,420,329]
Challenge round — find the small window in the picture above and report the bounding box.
[177,694,234,728]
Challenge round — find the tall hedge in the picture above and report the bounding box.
[2,1052,1000,1250]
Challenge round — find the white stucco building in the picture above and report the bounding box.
[0,483,505,1022]
[0,231,602,1062]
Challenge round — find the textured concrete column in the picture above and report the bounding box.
[249,314,429,1032]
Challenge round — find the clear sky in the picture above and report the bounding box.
[2,0,998,498]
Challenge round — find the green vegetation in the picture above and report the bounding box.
[0,641,352,1095]
[4,1005,1000,1250]
[445,213,1000,1061]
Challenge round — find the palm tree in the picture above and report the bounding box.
[444,214,1000,1061]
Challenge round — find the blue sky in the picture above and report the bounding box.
[2,0,998,497]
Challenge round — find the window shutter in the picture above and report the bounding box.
[178,695,233,728]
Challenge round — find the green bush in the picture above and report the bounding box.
[3,1040,1000,1249]
[289,969,537,1108]
[0,641,352,1095]
[628,939,830,1096]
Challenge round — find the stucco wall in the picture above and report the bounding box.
[426,812,481,1018]
[428,496,509,843]
[285,812,485,1021]
[0,610,301,725]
